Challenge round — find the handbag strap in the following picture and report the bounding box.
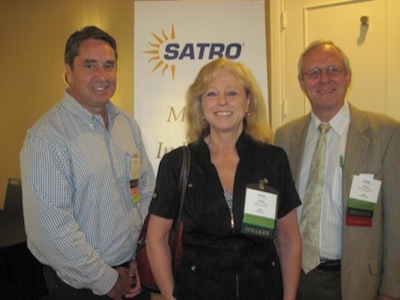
[174,146,191,231]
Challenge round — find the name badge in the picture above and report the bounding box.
[241,180,278,238]
[346,174,381,227]
[130,153,141,203]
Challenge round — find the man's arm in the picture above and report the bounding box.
[379,121,400,299]
[130,118,156,219]
[20,135,117,295]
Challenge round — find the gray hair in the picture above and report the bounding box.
[298,39,351,77]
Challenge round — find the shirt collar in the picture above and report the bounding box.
[310,101,350,135]
[62,89,119,127]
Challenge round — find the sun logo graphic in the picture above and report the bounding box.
[143,24,177,81]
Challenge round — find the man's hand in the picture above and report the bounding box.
[107,262,140,300]
[124,260,142,299]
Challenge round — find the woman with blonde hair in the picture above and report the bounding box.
[147,58,301,300]
[185,58,272,144]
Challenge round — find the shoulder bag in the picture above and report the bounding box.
[136,146,191,292]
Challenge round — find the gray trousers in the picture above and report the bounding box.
[297,268,341,300]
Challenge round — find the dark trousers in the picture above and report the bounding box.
[43,265,150,300]
[297,268,341,300]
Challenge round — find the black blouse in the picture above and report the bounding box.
[149,132,301,299]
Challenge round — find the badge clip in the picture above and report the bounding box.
[258,178,268,190]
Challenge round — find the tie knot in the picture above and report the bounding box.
[318,123,331,134]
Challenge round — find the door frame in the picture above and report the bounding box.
[269,0,286,131]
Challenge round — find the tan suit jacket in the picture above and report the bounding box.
[274,104,400,300]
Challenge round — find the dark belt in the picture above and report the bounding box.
[316,259,341,272]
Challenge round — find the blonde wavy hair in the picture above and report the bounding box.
[185,58,272,143]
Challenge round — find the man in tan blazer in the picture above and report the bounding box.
[275,39,400,300]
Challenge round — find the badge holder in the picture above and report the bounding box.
[240,179,278,238]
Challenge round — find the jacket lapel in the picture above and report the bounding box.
[342,104,370,209]
[291,115,310,189]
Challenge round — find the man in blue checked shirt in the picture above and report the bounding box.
[20,26,155,300]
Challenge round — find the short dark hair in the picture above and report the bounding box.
[64,26,118,69]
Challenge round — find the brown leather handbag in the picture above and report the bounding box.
[136,146,190,292]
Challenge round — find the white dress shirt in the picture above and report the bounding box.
[298,102,350,260]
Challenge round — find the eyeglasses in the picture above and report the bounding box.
[301,65,345,79]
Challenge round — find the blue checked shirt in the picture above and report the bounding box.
[20,91,155,295]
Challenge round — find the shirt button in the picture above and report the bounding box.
[190,265,197,272]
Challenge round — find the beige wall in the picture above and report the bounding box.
[387,0,400,118]
[0,0,135,207]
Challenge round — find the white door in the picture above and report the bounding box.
[269,0,400,128]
